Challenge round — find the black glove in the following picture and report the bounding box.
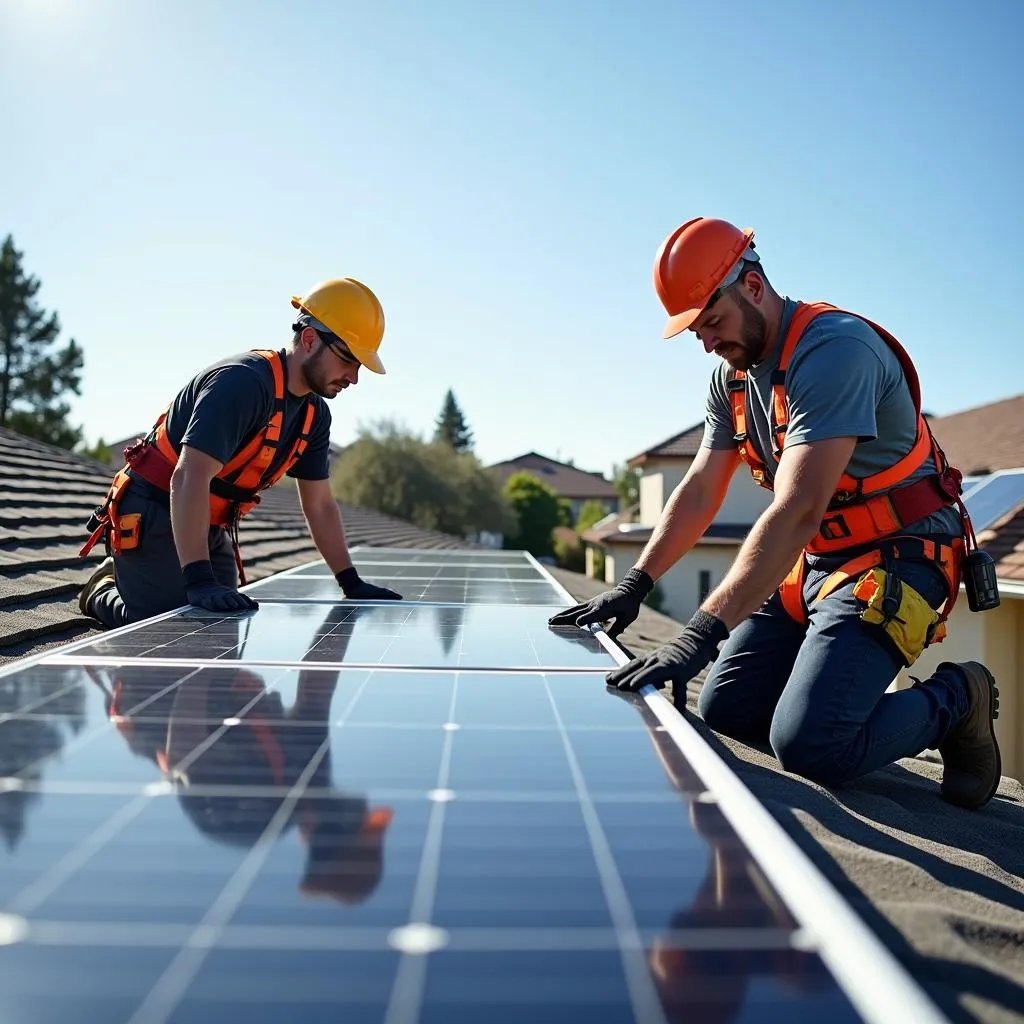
[605,609,729,692]
[182,560,259,613]
[336,567,402,601]
[547,567,653,638]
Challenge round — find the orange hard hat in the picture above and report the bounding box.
[653,217,757,339]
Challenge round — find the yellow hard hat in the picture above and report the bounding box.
[291,278,386,375]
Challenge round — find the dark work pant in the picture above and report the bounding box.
[90,484,238,629]
[696,553,970,787]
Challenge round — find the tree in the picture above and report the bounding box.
[612,462,640,507]
[77,436,115,465]
[0,235,85,449]
[331,419,515,538]
[433,389,474,453]
[501,471,562,558]
[575,499,610,534]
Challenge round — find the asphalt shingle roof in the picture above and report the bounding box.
[929,394,1024,475]
[627,422,705,465]
[487,451,618,500]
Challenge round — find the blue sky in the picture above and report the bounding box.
[2,0,1021,478]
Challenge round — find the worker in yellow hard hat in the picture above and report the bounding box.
[78,278,403,626]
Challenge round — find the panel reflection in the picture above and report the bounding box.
[63,603,613,670]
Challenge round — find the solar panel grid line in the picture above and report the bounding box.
[45,600,617,671]
[123,670,378,1024]
[43,654,616,674]
[381,674,460,1024]
[523,550,949,1024]
[539,673,670,1024]
[13,919,801,954]
[356,578,558,588]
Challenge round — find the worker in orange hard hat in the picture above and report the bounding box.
[78,278,403,628]
[552,216,1004,811]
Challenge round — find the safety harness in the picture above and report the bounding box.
[728,301,978,646]
[81,349,316,584]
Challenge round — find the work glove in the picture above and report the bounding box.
[547,567,653,638]
[335,567,403,601]
[182,560,259,613]
[606,610,729,693]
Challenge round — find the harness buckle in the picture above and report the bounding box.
[820,514,853,541]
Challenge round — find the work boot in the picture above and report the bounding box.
[78,556,116,617]
[937,661,1001,810]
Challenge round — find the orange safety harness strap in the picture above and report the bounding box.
[727,301,964,556]
[725,301,980,648]
[80,350,317,586]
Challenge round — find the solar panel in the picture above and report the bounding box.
[962,468,1024,533]
[0,547,946,1023]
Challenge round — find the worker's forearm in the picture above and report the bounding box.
[635,479,720,581]
[169,470,215,568]
[702,500,818,629]
[304,501,353,574]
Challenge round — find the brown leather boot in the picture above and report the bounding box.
[937,661,1001,810]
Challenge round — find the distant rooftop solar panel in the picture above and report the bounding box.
[0,548,946,1023]
[962,468,1024,533]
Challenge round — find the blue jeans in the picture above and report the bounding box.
[696,554,969,787]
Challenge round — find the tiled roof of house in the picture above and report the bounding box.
[0,427,474,664]
[488,452,618,500]
[928,393,1024,475]
[627,422,705,466]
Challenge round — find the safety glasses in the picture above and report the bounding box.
[315,330,360,368]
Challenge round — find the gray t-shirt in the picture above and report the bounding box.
[702,298,961,540]
[158,349,332,483]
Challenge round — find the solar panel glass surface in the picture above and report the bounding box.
[0,547,938,1023]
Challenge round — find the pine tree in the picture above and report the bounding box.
[0,234,85,449]
[433,388,474,453]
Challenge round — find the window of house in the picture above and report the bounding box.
[698,570,712,604]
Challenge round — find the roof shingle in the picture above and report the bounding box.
[928,393,1024,475]
[487,452,618,500]
[627,422,705,466]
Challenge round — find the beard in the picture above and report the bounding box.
[303,346,349,398]
[717,295,768,371]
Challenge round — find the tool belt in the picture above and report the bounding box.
[778,534,964,662]
[80,439,259,584]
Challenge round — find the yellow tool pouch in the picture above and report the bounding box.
[852,568,946,667]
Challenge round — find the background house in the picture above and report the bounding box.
[487,451,619,522]
[583,423,770,621]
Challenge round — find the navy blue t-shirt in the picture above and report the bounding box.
[156,349,331,482]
